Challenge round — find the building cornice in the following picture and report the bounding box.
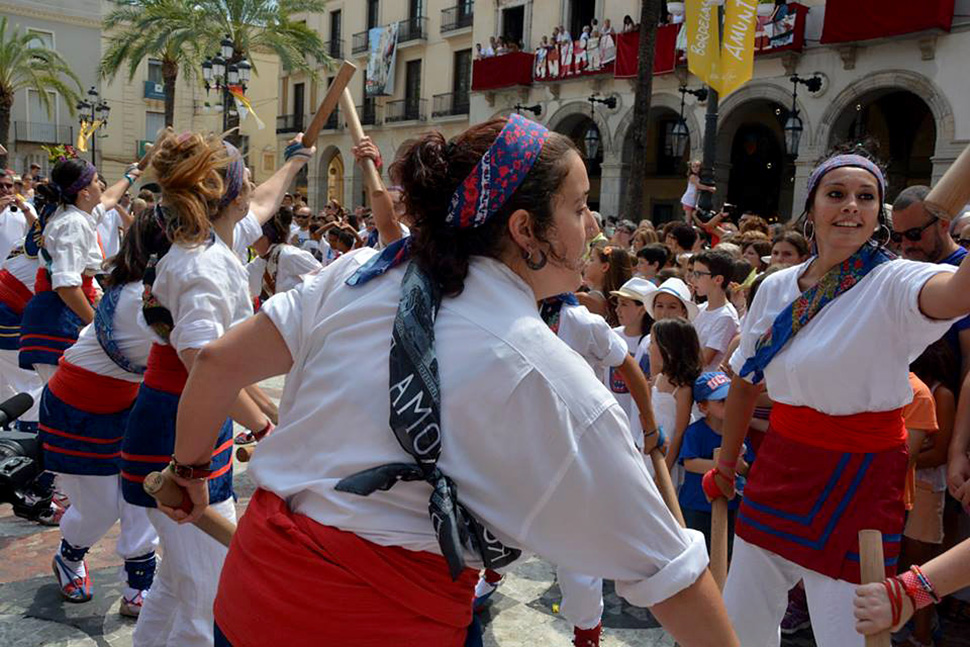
[0,2,102,30]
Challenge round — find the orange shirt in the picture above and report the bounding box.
[902,373,938,509]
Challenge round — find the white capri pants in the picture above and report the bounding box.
[58,473,158,559]
[0,349,43,422]
[723,537,865,647]
[134,498,236,647]
[556,566,603,630]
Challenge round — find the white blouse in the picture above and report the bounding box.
[253,251,707,607]
[148,233,253,353]
[65,282,152,382]
[729,258,957,415]
[44,205,103,289]
[2,248,38,293]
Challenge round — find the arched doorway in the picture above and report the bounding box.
[717,98,793,222]
[327,152,345,206]
[827,90,935,201]
[552,113,603,211]
[621,106,691,225]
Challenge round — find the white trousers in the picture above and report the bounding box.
[557,566,603,630]
[723,537,864,647]
[58,473,158,560]
[133,499,236,647]
[0,349,42,422]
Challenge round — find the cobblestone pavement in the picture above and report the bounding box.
[2,377,969,646]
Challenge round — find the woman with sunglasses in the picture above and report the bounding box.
[710,147,970,647]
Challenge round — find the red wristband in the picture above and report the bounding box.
[702,468,729,501]
[253,420,274,442]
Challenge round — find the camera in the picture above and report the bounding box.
[0,394,51,521]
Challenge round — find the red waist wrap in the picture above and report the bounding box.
[142,343,187,395]
[769,402,907,453]
[736,405,908,584]
[214,489,478,647]
[0,269,32,314]
[34,268,97,304]
[48,359,139,414]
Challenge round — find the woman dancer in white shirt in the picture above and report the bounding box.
[164,115,736,646]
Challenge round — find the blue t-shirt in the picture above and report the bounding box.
[677,417,754,513]
[941,247,970,352]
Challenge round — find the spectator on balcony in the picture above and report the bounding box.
[622,15,637,33]
[495,37,508,56]
[769,0,790,22]
[485,36,497,57]
[475,43,484,60]
[601,19,617,64]
[547,28,561,77]
[587,30,602,71]
[559,28,574,76]
[534,37,549,78]
[574,27,589,73]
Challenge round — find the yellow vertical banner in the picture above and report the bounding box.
[686,0,722,91]
[719,0,758,96]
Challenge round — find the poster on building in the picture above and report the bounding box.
[365,23,399,97]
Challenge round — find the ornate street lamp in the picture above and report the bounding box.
[202,35,252,135]
[584,94,616,161]
[77,86,109,166]
[672,86,708,159]
[513,103,542,117]
[785,74,822,159]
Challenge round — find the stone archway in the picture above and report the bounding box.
[547,102,610,211]
[814,70,954,156]
[546,101,614,157]
[614,95,702,224]
[316,145,342,208]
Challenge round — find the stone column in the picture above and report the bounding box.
[599,157,624,219]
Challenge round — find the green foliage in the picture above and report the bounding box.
[0,16,82,116]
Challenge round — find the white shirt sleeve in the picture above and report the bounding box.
[261,281,305,362]
[561,305,630,370]
[498,378,709,605]
[233,211,262,259]
[889,260,958,353]
[48,218,92,289]
[165,273,235,353]
[277,247,323,293]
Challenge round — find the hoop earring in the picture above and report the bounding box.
[873,223,891,247]
[523,247,548,271]
[802,219,815,243]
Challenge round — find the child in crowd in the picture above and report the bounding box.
[649,318,702,474]
[681,160,715,222]
[691,250,740,371]
[580,245,632,326]
[607,277,656,433]
[678,371,753,557]
[635,243,669,283]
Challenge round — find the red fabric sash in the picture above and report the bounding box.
[48,359,139,414]
[143,343,187,395]
[0,269,32,314]
[769,402,906,453]
[34,268,97,304]
[214,489,478,647]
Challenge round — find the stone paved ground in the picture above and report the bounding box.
[2,376,969,646]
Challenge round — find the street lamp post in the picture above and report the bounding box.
[585,94,616,161]
[784,74,822,159]
[76,86,110,168]
[202,35,252,144]
[671,85,709,158]
[513,103,542,117]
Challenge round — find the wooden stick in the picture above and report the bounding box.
[137,127,174,171]
[302,61,357,148]
[236,445,254,463]
[859,529,892,647]
[710,448,729,590]
[925,141,970,220]
[143,471,236,548]
[338,88,383,196]
[649,448,686,527]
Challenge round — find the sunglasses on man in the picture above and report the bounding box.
[890,216,938,244]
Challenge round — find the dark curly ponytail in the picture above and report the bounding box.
[393,118,579,297]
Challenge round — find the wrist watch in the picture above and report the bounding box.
[170,456,213,480]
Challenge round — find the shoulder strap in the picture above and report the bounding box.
[95,285,146,375]
[141,253,174,343]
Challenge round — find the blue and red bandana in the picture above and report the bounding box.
[445,113,550,229]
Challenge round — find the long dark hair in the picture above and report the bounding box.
[590,244,633,326]
[911,339,960,396]
[105,207,172,286]
[392,118,578,297]
[652,317,702,388]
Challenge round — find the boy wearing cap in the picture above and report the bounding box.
[678,371,753,557]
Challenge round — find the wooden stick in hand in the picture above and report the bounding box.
[649,449,686,527]
[710,448,729,590]
[338,88,383,196]
[859,529,892,647]
[302,61,357,148]
[143,471,236,548]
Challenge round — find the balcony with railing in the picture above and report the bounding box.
[144,80,166,101]
[325,40,344,59]
[276,113,306,134]
[385,98,426,124]
[431,92,469,118]
[441,3,474,34]
[13,121,73,144]
[358,102,381,126]
[398,16,428,44]
[352,31,369,56]
[754,2,809,55]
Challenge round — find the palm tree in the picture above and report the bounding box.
[100,0,207,129]
[0,16,82,168]
[101,0,330,134]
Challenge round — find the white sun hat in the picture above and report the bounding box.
[644,277,699,321]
